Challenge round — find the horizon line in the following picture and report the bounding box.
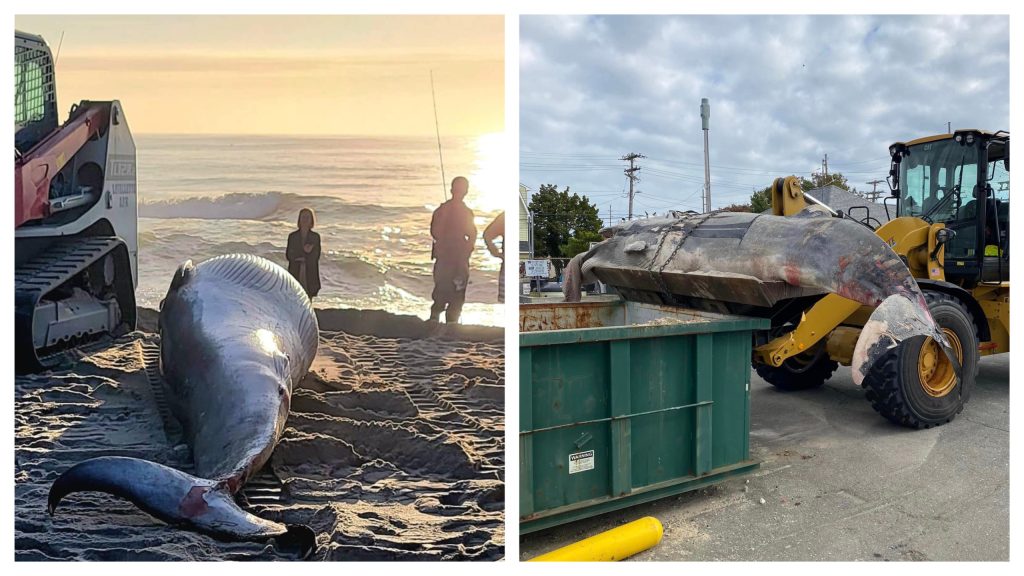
[133,131,501,138]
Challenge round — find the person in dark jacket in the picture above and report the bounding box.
[429,176,476,323]
[286,208,321,299]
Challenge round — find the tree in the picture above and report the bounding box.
[560,230,604,259]
[750,186,772,213]
[721,203,751,213]
[800,172,850,191]
[528,184,603,259]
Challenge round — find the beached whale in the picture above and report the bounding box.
[563,209,958,385]
[48,254,319,551]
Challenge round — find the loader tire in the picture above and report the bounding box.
[754,345,838,391]
[862,292,979,429]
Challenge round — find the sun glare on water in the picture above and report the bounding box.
[469,131,509,215]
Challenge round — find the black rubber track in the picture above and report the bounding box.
[15,237,136,372]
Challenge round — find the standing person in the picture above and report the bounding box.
[286,208,322,300]
[483,211,505,303]
[429,176,476,323]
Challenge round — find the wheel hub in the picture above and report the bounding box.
[918,328,962,398]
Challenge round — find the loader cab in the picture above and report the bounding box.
[889,130,1010,286]
[15,30,58,154]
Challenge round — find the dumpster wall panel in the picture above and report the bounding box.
[520,301,768,533]
[711,331,753,469]
[628,334,697,488]
[529,340,613,512]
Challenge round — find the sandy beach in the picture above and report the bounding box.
[15,307,504,561]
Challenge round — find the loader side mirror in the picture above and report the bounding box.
[888,144,907,197]
[930,228,956,261]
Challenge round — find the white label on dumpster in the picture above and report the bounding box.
[569,450,595,474]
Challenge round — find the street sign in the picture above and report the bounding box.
[524,259,549,277]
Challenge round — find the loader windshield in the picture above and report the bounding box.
[898,138,977,222]
[14,33,57,152]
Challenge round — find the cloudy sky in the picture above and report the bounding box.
[520,15,1008,221]
[16,15,504,136]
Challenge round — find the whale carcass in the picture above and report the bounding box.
[48,254,319,550]
[563,209,959,385]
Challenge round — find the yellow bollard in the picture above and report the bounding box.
[528,516,664,562]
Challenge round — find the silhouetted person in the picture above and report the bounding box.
[483,211,505,303]
[429,176,476,323]
[287,208,321,299]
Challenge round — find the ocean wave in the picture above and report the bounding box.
[139,191,425,222]
[140,192,283,220]
[140,235,391,280]
[140,233,435,292]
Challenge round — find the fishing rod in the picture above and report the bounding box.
[54,31,66,66]
[430,69,447,202]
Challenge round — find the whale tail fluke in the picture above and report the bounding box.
[48,456,315,555]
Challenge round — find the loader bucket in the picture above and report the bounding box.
[564,209,960,384]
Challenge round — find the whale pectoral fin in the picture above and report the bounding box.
[851,294,961,387]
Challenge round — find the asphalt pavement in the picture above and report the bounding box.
[520,354,1009,561]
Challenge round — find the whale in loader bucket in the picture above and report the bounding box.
[563,206,962,426]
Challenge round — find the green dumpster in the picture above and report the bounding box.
[520,300,769,534]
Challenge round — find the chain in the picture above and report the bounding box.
[645,211,720,305]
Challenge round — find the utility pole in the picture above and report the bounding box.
[948,121,952,134]
[608,203,613,227]
[700,98,712,213]
[822,153,829,179]
[621,152,644,220]
[865,179,885,202]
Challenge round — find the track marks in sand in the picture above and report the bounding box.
[268,329,505,560]
[14,334,210,561]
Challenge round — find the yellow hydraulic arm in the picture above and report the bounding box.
[755,186,948,368]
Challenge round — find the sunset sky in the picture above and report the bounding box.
[15,15,504,136]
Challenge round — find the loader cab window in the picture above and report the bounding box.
[899,139,977,223]
[985,147,1009,263]
[14,39,57,152]
[988,149,1009,202]
[15,56,47,125]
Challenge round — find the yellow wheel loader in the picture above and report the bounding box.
[565,129,1007,428]
[754,130,1008,427]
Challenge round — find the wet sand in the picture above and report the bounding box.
[15,308,504,561]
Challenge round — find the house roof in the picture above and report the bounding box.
[805,184,892,226]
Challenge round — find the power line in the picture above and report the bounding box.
[520,165,621,171]
[520,162,622,167]
[864,179,886,202]
[525,150,890,174]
